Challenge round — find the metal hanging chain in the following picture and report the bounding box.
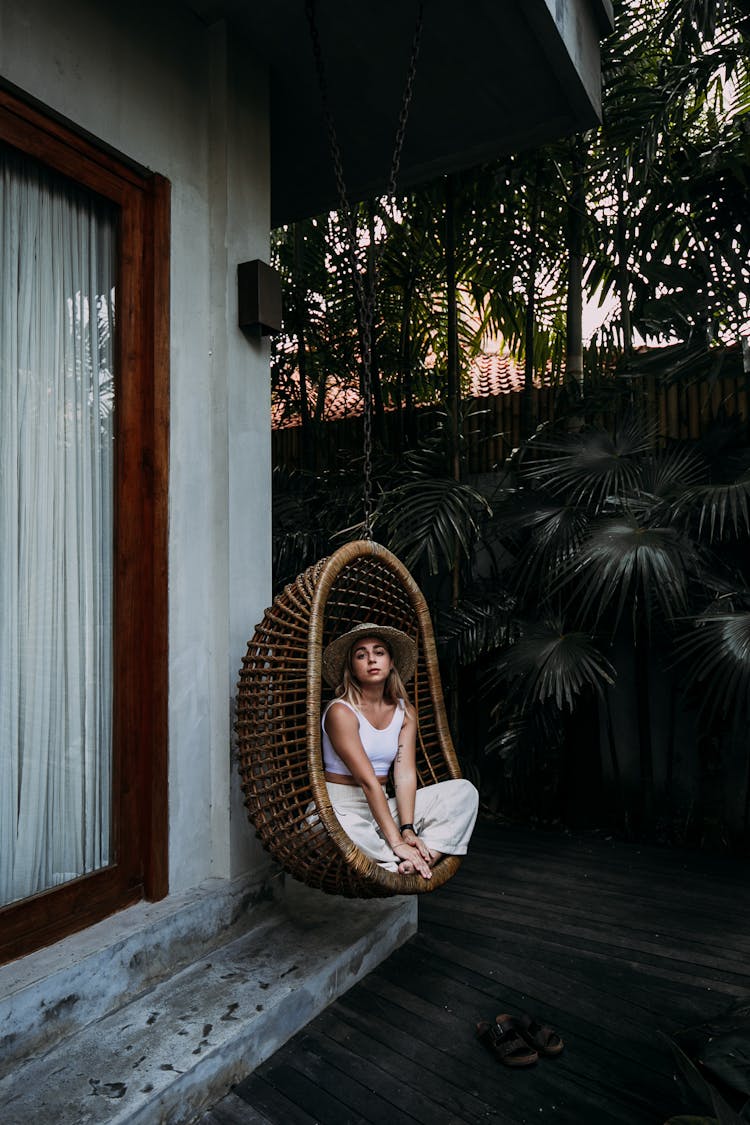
[305,0,424,538]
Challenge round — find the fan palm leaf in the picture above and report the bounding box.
[666,470,750,542]
[520,418,657,512]
[558,515,703,633]
[676,611,750,728]
[485,619,615,714]
[509,501,592,599]
[639,444,707,499]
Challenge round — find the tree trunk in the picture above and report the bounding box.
[566,137,587,394]
[615,175,633,355]
[603,687,627,834]
[445,173,461,492]
[445,172,461,743]
[522,162,542,440]
[367,199,386,444]
[293,224,313,472]
[634,610,655,830]
[398,273,413,454]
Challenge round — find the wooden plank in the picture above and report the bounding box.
[232,1073,319,1124]
[417,923,735,1016]
[416,882,750,990]
[331,987,533,1123]
[399,927,710,1049]
[658,384,668,443]
[372,942,670,1064]
[495,393,507,465]
[453,839,750,903]
[200,1092,275,1124]
[419,867,750,980]
[308,1012,490,1124]
[373,947,664,1081]
[269,1033,421,1125]
[350,969,664,1125]
[666,383,680,440]
[212,824,749,1125]
[240,1059,361,1125]
[465,826,750,892]
[420,905,750,996]
[428,873,750,959]
[444,849,750,919]
[686,381,700,438]
[444,874,750,942]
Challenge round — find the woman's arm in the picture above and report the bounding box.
[325,703,431,878]
[392,710,433,865]
[392,709,417,825]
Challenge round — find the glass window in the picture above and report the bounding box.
[0,143,116,907]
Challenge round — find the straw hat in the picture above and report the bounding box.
[322,623,417,688]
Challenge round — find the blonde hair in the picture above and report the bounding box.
[334,636,414,719]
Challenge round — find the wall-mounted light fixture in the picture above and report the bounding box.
[237,259,282,336]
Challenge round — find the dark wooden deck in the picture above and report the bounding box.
[201,823,750,1124]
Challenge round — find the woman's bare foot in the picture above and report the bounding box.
[393,842,432,879]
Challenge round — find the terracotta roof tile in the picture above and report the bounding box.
[272,350,527,429]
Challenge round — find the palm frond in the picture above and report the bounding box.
[640,444,707,498]
[667,470,750,541]
[484,619,615,713]
[483,709,530,767]
[438,594,515,666]
[558,515,703,633]
[675,611,750,728]
[519,417,657,512]
[375,476,492,575]
[509,501,592,600]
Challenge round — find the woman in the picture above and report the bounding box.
[321,623,478,879]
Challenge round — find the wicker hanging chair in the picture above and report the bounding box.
[236,539,465,898]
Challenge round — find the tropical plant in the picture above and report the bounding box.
[268,0,750,843]
[664,1025,750,1124]
[454,394,750,840]
[589,0,750,352]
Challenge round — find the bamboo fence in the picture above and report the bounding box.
[272,373,750,475]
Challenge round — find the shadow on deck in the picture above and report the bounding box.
[201,822,750,1124]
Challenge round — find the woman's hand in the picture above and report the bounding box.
[392,840,432,879]
[402,829,432,865]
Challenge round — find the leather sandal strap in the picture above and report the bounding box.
[487,1020,525,1055]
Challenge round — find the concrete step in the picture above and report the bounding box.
[0,884,416,1125]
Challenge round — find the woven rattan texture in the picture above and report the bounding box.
[236,541,463,898]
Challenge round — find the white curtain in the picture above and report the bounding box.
[0,144,115,907]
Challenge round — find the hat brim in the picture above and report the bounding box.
[322,623,417,689]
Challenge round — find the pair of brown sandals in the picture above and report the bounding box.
[476,1012,564,1067]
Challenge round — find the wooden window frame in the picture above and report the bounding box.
[0,86,170,964]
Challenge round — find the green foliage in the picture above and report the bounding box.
[665,1118,720,1124]
[663,1032,750,1125]
[375,467,491,574]
[437,594,514,667]
[676,609,750,729]
[271,0,750,440]
[559,515,702,633]
[270,0,750,842]
[519,419,657,510]
[484,620,615,712]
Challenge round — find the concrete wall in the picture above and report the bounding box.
[539,0,606,120]
[0,0,273,897]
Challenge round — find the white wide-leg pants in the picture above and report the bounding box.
[326,777,479,872]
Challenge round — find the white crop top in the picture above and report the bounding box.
[322,698,406,777]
